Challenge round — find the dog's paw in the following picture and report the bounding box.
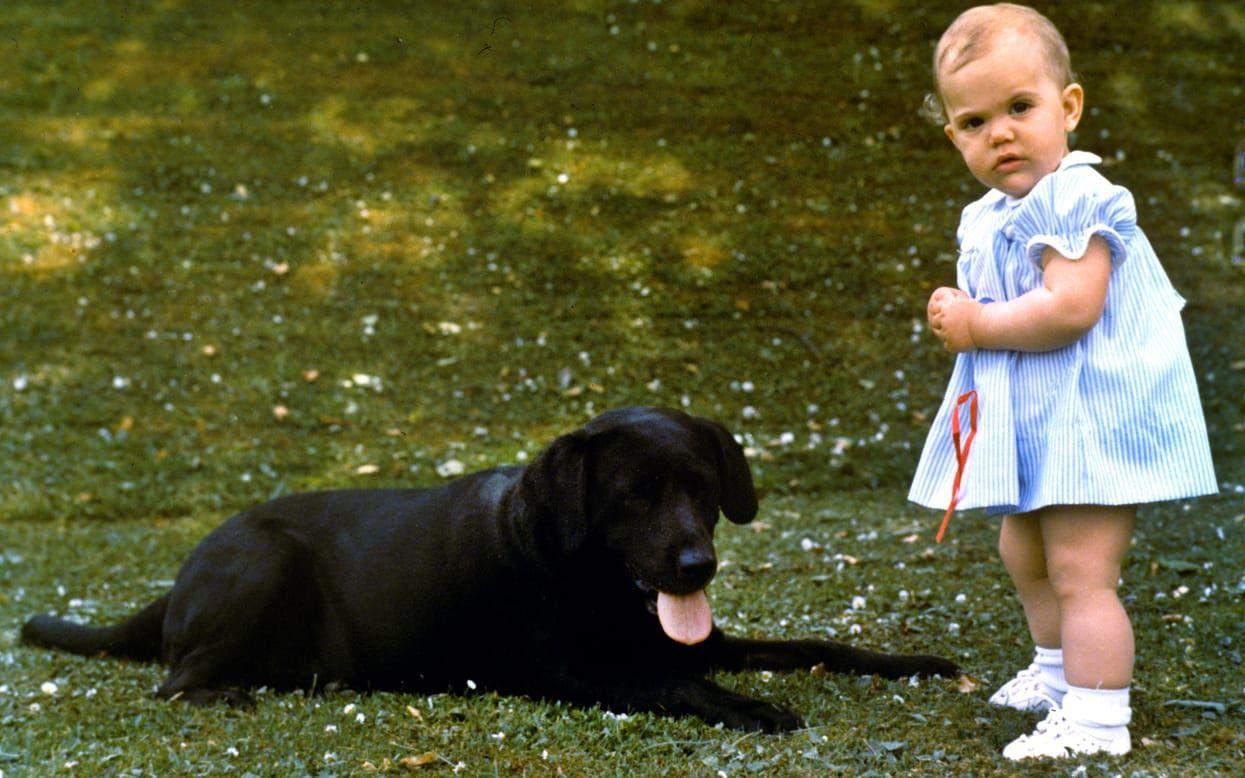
[714,699,804,733]
[163,687,256,709]
[908,654,959,678]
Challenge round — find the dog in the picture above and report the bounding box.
[22,406,957,731]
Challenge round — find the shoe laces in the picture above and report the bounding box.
[996,665,1044,695]
[1032,708,1070,736]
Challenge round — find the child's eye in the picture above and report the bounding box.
[1010,101,1032,115]
[961,117,984,130]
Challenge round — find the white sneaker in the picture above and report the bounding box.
[1002,708,1131,761]
[989,664,1060,713]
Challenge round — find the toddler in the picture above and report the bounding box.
[908,3,1217,761]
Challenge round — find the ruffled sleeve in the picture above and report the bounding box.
[1010,166,1136,269]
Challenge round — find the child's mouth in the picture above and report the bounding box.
[995,156,1023,172]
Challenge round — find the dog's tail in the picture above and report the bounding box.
[21,593,169,662]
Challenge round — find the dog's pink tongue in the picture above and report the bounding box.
[656,590,712,645]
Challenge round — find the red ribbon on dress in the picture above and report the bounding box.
[936,389,978,543]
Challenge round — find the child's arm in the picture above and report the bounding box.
[930,234,1112,353]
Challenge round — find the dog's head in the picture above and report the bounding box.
[519,406,757,644]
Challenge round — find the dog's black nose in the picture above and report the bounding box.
[676,547,717,580]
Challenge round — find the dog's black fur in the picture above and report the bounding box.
[22,406,956,731]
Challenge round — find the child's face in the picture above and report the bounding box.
[939,33,1083,198]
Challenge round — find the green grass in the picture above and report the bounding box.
[2,0,1243,774]
[3,494,1243,775]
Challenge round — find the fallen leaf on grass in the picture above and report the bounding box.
[398,752,439,769]
[956,673,981,694]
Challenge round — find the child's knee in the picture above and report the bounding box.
[1046,559,1121,603]
[998,519,1045,580]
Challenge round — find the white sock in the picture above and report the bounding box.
[1033,645,1068,699]
[1063,684,1131,741]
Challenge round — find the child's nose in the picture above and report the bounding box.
[989,119,1015,144]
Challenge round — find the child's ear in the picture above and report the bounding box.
[1062,83,1084,132]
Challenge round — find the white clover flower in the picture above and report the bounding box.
[437,460,465,478]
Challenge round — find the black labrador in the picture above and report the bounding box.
[23,406,956,731]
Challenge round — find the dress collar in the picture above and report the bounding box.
[1056,150,1102,170]
[996,150,1101,207]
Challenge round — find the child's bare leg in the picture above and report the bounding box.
[1039,504,1136,688]
[999,512,1060,647]
[990,512,1067,712]
[1000,505,1136,760]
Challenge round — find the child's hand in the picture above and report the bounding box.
[927,287,982,353]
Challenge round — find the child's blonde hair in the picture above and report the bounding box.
[922,3,1076,125]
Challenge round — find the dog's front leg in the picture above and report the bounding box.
[527,669,803,732]
[705,634,959,680]
[632,676,804,733]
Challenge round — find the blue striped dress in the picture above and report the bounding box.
[909,151,1218,516]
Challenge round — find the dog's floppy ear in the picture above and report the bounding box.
[519,430,590,558]
[700,418,758,524]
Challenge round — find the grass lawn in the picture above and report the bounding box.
[2,1,1243,775]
